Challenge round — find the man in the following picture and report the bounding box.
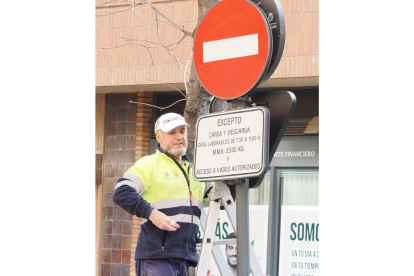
[113,113,212,276]
[226,232,237,275]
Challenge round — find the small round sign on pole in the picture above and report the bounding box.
[194,0,273,99]
[194,0,285,100]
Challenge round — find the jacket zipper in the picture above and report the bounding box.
[161,231,168,251]
[186,163,193,260]
[164,152,194,259]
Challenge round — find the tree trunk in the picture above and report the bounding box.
[184,0,219,161]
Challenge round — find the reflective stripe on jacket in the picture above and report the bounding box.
[113,145,210,264]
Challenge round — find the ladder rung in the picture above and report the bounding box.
[213,238,237,245]
[196,238,237,245]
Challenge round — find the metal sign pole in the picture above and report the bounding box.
[196,180,264,276]
[236,178,250,276]
[194,99,272,276]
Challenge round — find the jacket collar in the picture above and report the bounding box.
[156,143,192,164]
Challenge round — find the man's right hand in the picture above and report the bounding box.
[149,209,180,231]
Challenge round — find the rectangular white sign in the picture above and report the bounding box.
[193,107,269,181]
[203,33,258,63]
[279,206,319,276]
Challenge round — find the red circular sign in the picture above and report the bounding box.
[194,0,272,99]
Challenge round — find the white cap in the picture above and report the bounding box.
[154,113,189,133]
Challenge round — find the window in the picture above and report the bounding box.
[281,171,319,206]
[249,170,271,205]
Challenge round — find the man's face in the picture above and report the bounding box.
[226,244,237,267]
[156,126,187,158]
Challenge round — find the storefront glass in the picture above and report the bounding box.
[277,170,319,276]
[281,171,319,206]
[248,170,271,205]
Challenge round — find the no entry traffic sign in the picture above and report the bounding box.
[194,0,272,100]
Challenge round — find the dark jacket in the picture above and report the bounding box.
[113,145,209,265]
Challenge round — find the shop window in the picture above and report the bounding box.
[281,171,319,206]
[249,170,271,205]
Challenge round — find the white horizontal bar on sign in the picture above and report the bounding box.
[203,33,259,63]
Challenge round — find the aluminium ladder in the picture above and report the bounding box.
[196,180,264,276]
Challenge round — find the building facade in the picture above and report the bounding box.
[95,0,319,275]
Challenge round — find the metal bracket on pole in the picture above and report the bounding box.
[196,180,264,276]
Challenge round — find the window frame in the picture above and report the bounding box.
[266,167,319,276]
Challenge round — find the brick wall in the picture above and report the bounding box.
[98,92,154,276]
[130,92,153,276]
[95,0,319,87]
[95,0,196,87]
[100,93,138,276]
[273,0,319,79]
[96,94,105,276]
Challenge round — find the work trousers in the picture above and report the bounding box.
[135,258,190,276]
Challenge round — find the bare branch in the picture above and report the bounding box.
[95,42,133,50]
[96,1,144,19]
[155,12,161,36]
[96,0,131,8]
[143,47,155,66]
[95,41,155,66]
[141,0,193,37]
[123,37,176,49]
[96,38,184,67]
[96,0,192,67]
[184,52,193,97]
[95,44,108,55]
[133,5,146,19]
[96,6,133,16]
[155,19,179,29]
[169,52,184,68]
[129,99,186,110]
[121,37,185,67]
[170,34,187,51]
[143,77,187,98]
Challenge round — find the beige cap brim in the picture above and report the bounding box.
[159,121,190,132]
